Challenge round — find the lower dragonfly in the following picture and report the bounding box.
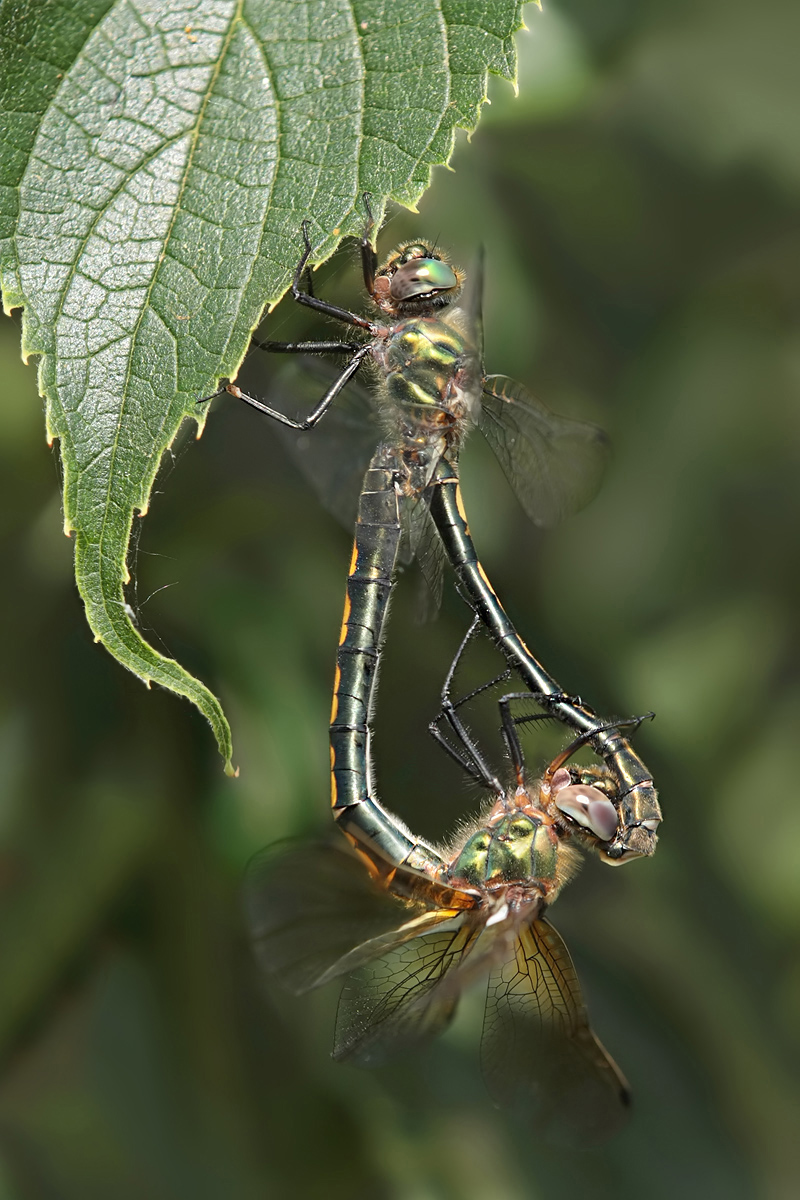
[247,619,632,1144]
[248,427,655,1142]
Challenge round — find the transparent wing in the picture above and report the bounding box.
[478,375,609,528]
[481,917,630,1145]
[334,922,479,1066]
[315,907,469,988]
[457,246,485,361]
[400,492,446,619]
[262,359,448,615]
[264,358,380,529]
[243,841,412,995]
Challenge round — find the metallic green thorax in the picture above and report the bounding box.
[382,318,474,412]
[447,814,558,891]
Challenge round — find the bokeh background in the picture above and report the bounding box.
[1,0,799,1196]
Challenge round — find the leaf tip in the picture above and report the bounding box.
[225,761,240,779]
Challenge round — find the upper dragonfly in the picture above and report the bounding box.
[207,196,608,533]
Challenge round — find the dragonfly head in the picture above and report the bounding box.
[545,763,658,864]
[371,242,463,316]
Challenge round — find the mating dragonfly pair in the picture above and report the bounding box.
[209,200,662,1142]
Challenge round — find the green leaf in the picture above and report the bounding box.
[0,0,526,767]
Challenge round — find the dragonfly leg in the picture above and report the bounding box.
[289,219,381,333]
[429,619,505,795]
[497,694,562,785]
[220,341,373,431]
[360,192,377,295]
[251,338,363,356]
[441,619,513,713]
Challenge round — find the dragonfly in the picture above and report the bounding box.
[247,619,633,1144]
[214,204,662,864]
[210,201,661,861]
[206,195,608,538]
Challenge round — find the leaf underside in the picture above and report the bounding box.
[0,0,526,766]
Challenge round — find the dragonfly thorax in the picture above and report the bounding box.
[444,799,579,904]
[372,313,482,459]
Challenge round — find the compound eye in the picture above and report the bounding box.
[553,783,619,842]
[389,257,457,301]
[399,243,430,263]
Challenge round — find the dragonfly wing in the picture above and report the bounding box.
[457,246,485,361]
[334,921,479,1066]
[244,840,413,995]
[315,907,466,987]
[478,375,609,528]
[400,493,446,619]
[265,359,447,615]
[481,917,630,1144]
[263,358,380,530]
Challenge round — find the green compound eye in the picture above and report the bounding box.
[399,243,430,262]
[390,258,457,301]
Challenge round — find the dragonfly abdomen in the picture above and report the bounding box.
[330,444,445,884]
[428,457,662,862]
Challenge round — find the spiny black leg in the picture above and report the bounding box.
[428,618,504,795]
[251,338,362,356]
[497,694,558,781]
[291,219,314,294]
[440,619,511,716]
[429,713,504,796]
[196,385,226,410]
[441,617,480,705]
[429,722,493,789]
[361,192,377,295]
[221,342,372,431]
[288,218,380,333]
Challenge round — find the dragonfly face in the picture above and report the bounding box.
[371,242,463,316]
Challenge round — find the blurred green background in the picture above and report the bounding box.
[2,0,799,1196]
